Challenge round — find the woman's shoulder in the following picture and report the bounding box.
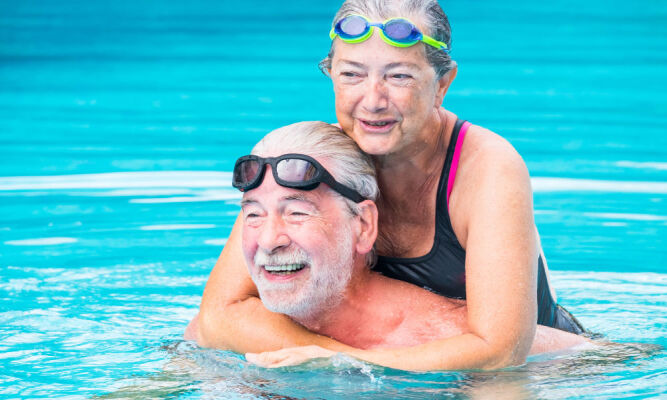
[459,122,529,181]
[448,121,532,222]
[446,120,536,248]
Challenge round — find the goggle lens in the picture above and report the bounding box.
[234,159,260,186]
[276,158,318,182]
[339,15,368,38]
[384,19,418,42]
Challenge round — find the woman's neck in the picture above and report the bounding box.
[373,108,453,203]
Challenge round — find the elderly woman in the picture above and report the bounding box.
[192,0,586,370]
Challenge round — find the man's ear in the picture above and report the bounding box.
[354,200,378,255]
[435,62,457,107]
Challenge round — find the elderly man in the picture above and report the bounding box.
[186,121,589,370]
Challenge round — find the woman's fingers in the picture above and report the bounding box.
[246,345,336,367]
[245,351,286,366]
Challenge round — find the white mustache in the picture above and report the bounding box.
[254,247,311,268]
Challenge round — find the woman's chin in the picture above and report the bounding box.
[353,133,401,156]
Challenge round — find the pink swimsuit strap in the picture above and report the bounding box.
[446,121,472,210]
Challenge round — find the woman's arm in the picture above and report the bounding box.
[247,128,539,371]
[374,132,539,369]
[195,213,354,353]
[350,129,538,370]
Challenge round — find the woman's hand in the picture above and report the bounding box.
[246,345,337,368]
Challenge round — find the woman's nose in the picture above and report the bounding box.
[361,77,388,113]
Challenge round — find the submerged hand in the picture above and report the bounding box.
[246,345,337,368]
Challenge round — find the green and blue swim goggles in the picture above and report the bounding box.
[329,15,449,53]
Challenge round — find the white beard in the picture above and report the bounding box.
[251,224,355,323]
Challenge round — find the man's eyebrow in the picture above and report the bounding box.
[280,193,319,209]
[283,193,317,205]
[240,198,258,207]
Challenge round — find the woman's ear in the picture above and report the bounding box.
[354,200,378,255]
[435,62,458,106]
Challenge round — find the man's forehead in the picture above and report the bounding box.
[241,186,324,207]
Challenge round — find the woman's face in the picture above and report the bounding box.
[330,23,450,156]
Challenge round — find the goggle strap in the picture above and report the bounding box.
[328,180,365,203]
[421,35,449,52]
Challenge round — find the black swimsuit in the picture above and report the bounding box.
[372,119,586,335]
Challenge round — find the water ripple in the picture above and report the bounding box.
[4,237,78,246]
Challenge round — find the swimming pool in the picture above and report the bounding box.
[1,0,665,398]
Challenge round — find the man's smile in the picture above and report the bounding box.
[262,263,307,275]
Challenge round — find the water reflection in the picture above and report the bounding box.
[97,340,663,399]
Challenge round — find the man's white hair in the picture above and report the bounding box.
[251,121,379,266]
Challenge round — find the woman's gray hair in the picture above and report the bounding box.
[252,121,379,266]
[319,0,454,79]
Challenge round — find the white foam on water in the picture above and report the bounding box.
[583,212,667,221]
[602,222,628,227]
[616,161,667,171]
[204,238,228,246]
[0,171,232,190]
[91,189,195,197]
[1,172,665,195]
[4,237,78,246]
[139,224,217,231]
[531,177,667,194]
[130,192,240,204]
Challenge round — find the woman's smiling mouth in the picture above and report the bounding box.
[359,119,397,133]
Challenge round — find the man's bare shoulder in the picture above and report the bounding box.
[363,272,468,347]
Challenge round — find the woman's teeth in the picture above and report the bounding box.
[263,264,305,273]
[366,121,391,126]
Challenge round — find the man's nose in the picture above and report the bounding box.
[257,213,290,253]
[361,76,388,113]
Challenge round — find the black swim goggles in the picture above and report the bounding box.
[232,153,365,203]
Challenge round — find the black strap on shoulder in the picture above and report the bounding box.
[437,118,466,198]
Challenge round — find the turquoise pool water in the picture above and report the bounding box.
[1,0,665,398]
